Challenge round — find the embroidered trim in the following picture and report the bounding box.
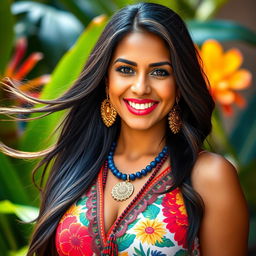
[86,183,102,255]
[115,170,172,237]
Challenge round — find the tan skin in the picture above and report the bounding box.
[104,31,249,255]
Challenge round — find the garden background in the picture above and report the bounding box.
[0,0,255,255]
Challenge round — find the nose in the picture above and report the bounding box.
[131,73,151,96]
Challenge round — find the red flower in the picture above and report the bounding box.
[56,216,93,256]
[162,188,189,248]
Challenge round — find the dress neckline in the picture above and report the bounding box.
[97,162,171,246]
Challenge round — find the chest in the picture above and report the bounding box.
[103,171,157,233]
[55,166,200,256]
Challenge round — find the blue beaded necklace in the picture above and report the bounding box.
[107,143,168,201]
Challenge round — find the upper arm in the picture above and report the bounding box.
[191,152,249,256]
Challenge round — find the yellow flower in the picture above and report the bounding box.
[199,39,252,115]
[65,204,81,217]
[134,218,166,245]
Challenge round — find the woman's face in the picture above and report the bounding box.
[107,31,177,131]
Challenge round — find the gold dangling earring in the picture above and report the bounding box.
[168,104,182,134]
[101,94,117,127]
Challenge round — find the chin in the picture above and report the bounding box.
[123,120,157,131]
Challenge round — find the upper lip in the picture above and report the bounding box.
[123,98,159,104]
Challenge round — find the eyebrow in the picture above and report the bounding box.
[113,58,172,67]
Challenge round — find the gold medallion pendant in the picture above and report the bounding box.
[111,181,134,201]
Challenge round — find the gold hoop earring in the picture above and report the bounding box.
[101,95,117,127]
[168,104,182,134]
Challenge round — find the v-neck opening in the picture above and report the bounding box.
[97,164,171,246]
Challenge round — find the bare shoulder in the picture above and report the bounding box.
[191,151,239,189]
[191,151,249,256]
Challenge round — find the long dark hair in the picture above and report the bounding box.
[0,3,214,255]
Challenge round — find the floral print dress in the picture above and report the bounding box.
[55,164,200,256]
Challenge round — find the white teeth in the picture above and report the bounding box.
[127,101,155,110]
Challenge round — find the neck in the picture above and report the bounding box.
[115,120,167,160]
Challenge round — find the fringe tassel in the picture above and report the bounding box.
[102,234,118,256]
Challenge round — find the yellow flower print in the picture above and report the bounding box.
[134,218,166,245]
[175,192,187,216]
[66,204,82,216]
[59,204,82,223]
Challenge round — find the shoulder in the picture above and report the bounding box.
[191,151,247,210]
[191,151,249,255]
[191,151,238,189]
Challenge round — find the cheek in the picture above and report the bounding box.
[156,78,177,103]
[108,74,131,99]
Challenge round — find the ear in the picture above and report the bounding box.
[176,90,181,103]
[105,77,109,94]
[105,76,109,86]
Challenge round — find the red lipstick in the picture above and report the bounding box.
[123,98,159,115]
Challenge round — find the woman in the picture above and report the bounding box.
[0,2,248,256]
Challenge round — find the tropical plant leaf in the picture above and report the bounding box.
[59,0,116,25]
[17,15,107,192]
[155,236,175,247]
[230,96,256,165]
[0,200,39,222]
[0,0,14,74]
[0,153,30,204]
[12,1,84,68]
[127,218,140,230]
[196,0,229,20]
[117,233,136,251]
[9,246,28,256]
[79,212,89,227]
[20,15,107,151]
[174,249,189,256]
[142,204,160,219]
[188,20,256,46]
[154,197,162,205]
[133,242,150,256]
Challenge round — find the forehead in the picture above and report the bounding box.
[111,31,171,62]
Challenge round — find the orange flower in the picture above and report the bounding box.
[199,39,252,115]
[2,37,50,102]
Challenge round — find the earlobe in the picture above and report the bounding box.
[176,90,181,103]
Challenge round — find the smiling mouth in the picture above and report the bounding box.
[123,98,159,115]
[127,101,155,110]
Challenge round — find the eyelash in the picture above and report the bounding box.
[115,66,170,77]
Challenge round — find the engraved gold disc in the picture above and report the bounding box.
[111,181,134,201]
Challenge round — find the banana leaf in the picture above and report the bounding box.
[188,20,256,45]
[0,200,38,222]
[0,153,30,205]
[16,16,107,199]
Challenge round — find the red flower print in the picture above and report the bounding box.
[56,216,93,256]
[162,188,189,248]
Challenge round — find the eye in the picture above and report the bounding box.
[115,66,135,75]
[150,69,170,77]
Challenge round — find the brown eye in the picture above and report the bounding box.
[151,69,169,77]
[116,66,135,74]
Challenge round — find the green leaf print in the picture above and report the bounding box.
[142,204,160,220]
[79,212,89,227]
[174,249,189,256]
[154,197,163,205]
[155,236,175,247]
[117,233,136,251]
[76,196,88,208]
[127,218,140,230]
[133,243,150,256]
